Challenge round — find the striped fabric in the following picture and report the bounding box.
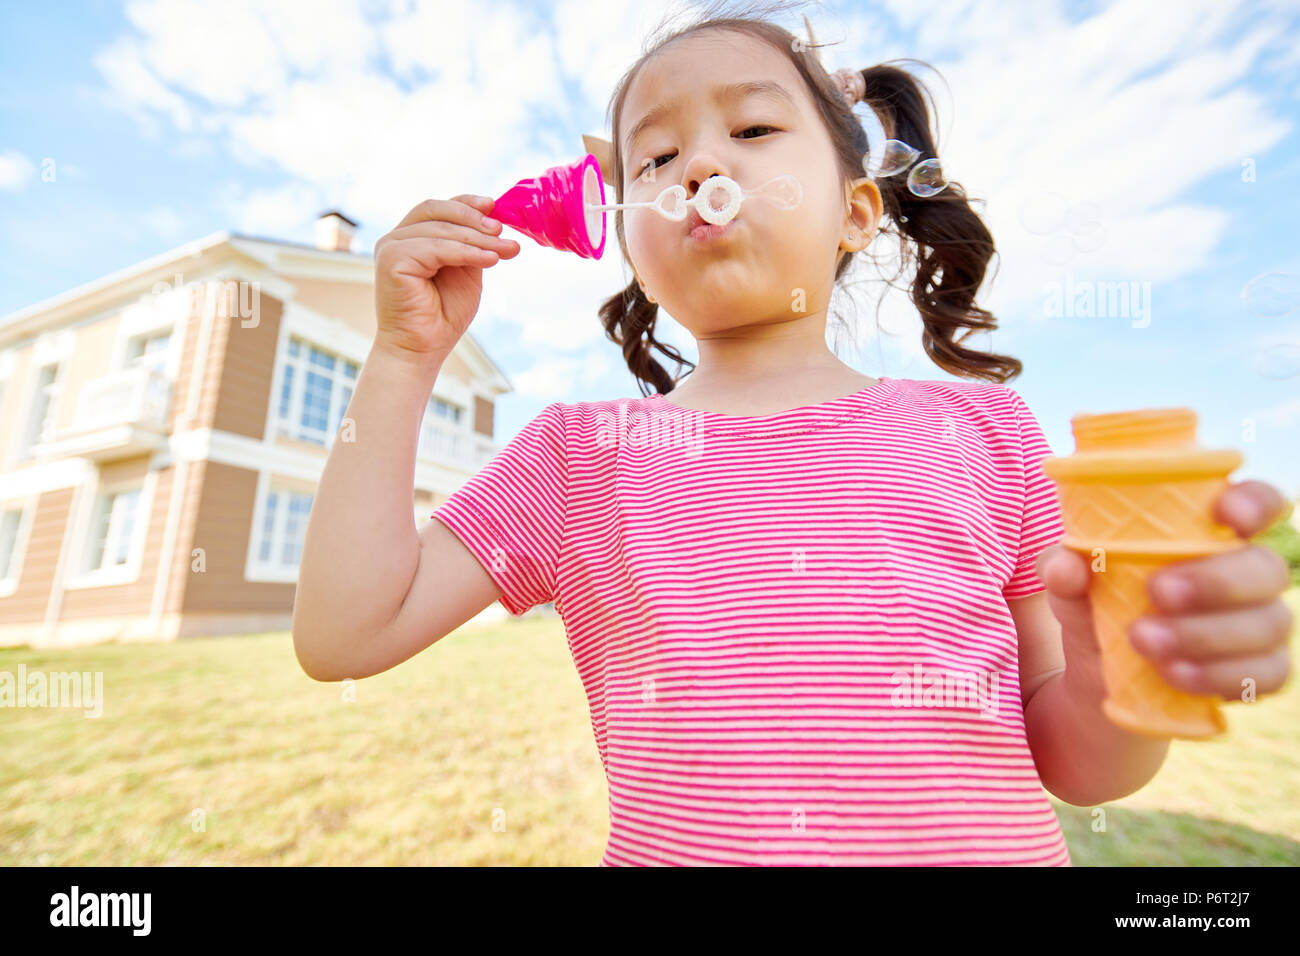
[432,376,1072,866]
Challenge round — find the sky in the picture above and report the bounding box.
[1,0,1298,499]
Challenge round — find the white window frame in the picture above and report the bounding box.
[112,282,186,377]
[0,498,35,599]
[417,394,470,464]
[65,471,154,590]
[17,360,63,460]
[273,334,358,447]
[123,328,175,373]
[247,473,315,583]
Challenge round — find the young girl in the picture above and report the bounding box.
[293,10,1294,866]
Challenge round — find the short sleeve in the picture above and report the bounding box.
[431,401,568,616]
[1001,388,1066,600]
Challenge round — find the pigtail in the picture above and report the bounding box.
[860,63,1023,383]
[597,278,696,397]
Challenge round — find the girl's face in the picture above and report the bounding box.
[617,29,879,335]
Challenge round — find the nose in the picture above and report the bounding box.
[682,153,731,203]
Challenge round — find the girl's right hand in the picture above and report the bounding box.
[373,194,521,360]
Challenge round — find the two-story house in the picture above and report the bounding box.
[0,211,513,647]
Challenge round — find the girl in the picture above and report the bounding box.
[293,8,1294,866]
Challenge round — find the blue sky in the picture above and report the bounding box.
[2,0,1298,499]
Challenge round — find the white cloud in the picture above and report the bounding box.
[511,351,614,397]
[1255,396,1300,428]
[143,205,185,240]
[0,150,36,190]
[218,180,324,239]
[92,37,195,134]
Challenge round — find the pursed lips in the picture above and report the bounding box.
[685,206,740,233]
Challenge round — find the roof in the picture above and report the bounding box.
[0,229,515,396]
[317,210,358,227]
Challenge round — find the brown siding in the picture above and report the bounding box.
[473,395,493,438]
[60,455,167,619]
[0,487,72,625]
[181,460,295,612]
[290,278,377,340]
[440,349,472,383]
[209,287,284,439]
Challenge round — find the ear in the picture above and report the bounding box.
[841,176,883,251]
[582,134,615,183]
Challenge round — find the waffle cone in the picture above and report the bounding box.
[1042,408,1244,740]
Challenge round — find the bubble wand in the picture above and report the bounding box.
[489,153,802,260]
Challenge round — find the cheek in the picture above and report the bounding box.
[624,210,673,270]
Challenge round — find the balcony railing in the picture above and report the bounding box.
[417,420,498,471]
[74,365,173,432]
[36,365,174,461]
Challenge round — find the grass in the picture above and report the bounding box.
[0,615,607,865]
[2,589,1297,866]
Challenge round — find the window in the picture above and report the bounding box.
[430,397,462,423]
[254,486,314,573]
[126,331,172,370]
[418,395,467,462]
[275,335,358,445]
[21,362,59,457]
[86,487,142,572]
[0,508,22,581]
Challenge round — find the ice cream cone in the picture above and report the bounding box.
[491,153,607,259]
[1041,407,1244,739]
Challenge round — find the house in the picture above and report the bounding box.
[0,211,513,647]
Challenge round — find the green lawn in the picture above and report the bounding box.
[2,589,1297,865]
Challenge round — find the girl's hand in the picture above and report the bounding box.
[1037,479,1295,704]
[373,194,521,360]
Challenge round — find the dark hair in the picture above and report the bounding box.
[597,0,1022,396]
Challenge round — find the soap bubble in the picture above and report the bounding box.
[1019,192,1069,235]
[1065,202,1100,233]
[863,139,921,178]
[1072,220,1106,253]
[752,174,802,210]
[1253,343,1300,380]
[1043,234,1076,266]
[1240,272,1300,318]
[907,159,948,198]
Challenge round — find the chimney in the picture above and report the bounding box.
[314,210,358,252]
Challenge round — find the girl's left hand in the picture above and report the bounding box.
[1037,479,1295,702]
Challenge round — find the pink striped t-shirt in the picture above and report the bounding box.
[431,376,1072,866]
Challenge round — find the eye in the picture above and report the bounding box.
[638,154,673,180]
[635,126,781,180]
